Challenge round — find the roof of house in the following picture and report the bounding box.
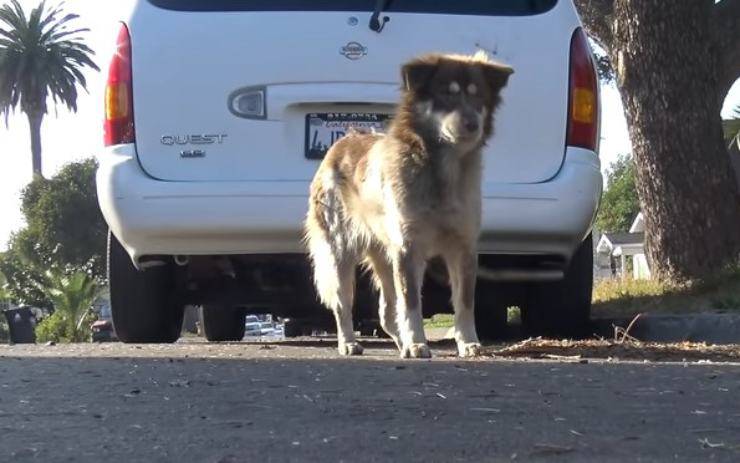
[604,232,645,246]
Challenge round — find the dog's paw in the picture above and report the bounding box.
[458,342,484,358]
[400,343,432,359]
[338,342,364,356]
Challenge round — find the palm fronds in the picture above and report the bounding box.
[0,0,99,121]
[36,270,99,342]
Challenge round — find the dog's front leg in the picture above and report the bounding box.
[446,248,483,357]
[391,248,431,359]
[367,250,402,350]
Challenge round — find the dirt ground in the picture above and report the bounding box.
[496,338,740,363]
[1,338,739,462]
[5,336,740,363]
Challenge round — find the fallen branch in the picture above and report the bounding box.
[613,313,643,344]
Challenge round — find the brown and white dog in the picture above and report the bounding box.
[305,52,513,358]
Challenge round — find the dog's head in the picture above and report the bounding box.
[401,52,513,153]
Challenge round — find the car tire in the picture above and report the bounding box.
[282,318,303,338]
[108,232,184,343]
[474,280,512,341]
[199,306,246,342]
[522,234,593,338]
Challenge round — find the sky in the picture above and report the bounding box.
[0,0,739,250]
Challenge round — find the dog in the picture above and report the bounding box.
[305,52,513,358]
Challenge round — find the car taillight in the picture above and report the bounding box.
[566,27,599,151]
[104,24,135,146]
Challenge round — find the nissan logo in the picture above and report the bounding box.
[340,42,367,60]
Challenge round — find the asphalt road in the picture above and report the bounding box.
[1,339,739,462]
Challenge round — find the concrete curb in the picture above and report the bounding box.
[592,313,740,344]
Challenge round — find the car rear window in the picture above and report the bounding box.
[147,0,558,16]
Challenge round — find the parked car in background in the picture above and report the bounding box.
[97,0,602,344]
[245,315,281,337]
[91,299,117,342]
[244,315,262,337]
[91,320,117,342]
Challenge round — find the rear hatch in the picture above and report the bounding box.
[131,0,577,183]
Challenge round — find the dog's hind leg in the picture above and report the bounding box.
[309,236,362,356]
[391,249,431,359]
[331,260,363,356]
[444,247,483,357]
[366,250,402,350]
[306,182,363,356]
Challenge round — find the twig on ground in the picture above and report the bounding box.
[699,437,726,449]
[614,313,643,344]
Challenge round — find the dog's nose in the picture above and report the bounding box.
[464,120,479,133]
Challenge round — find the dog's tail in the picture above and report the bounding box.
[304,168,352,311]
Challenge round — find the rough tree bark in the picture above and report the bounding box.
[26,111,43,177]
[575,0,740,281]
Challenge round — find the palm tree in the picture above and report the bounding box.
[0,270,10,307]
[0,0,99,176]
[37,270,98,342]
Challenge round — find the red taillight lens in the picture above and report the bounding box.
[567,28,599,151]
[104,24,135,146]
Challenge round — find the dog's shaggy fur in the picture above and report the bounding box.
[305,52,513,358]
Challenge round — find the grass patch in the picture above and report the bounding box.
[424,307,522,329]
[592,266,740,318]
[593,278,671,303]
[424,314,454,329]
[423,267,740,324]
[507,306,521,325]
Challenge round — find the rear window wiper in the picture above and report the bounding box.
[369,0,392,33]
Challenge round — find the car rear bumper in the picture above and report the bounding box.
[97,145,601,266]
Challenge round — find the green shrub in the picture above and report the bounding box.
[596,154,640,233]
[35,311,69,343]
[35,303,97,343]
[34,271,99,343]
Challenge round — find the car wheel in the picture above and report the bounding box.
[108,232,184,343]
[282,318,303,338]
[523,234,593,338]
[199,306,246,342]
[474,280,513,341]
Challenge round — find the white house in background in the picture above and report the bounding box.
[596,213,651,279]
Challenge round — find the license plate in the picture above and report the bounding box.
[305,112,390,159]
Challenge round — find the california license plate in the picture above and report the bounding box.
[305,112,390,159]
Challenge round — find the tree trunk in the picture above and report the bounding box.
[612,0,740,281]
[27,111,44,177]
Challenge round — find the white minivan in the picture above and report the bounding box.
[97,0,602,343]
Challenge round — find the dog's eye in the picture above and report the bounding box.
[467,83,478,95]
[448,81,461,94]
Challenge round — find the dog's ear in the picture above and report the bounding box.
[480,62,514,93]
[401,55,440,93]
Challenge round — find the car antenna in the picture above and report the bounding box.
[369,0,392,33]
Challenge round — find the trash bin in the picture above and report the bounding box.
[3,307,37,344]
